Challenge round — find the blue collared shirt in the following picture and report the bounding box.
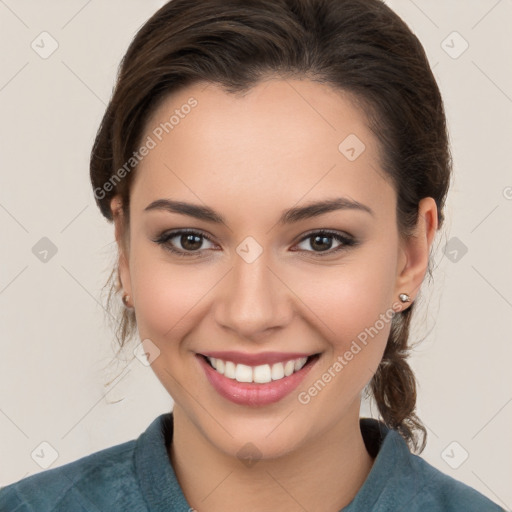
[0,413,505,511]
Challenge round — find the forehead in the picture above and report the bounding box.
[131,79,394,220]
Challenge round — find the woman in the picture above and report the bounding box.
[0,0,505,510]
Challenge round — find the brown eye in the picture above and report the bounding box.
[294,230,357,256]
[179,233,203,251]
[154,229,216,257]
[310,234,335,252]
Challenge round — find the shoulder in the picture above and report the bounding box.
[405,447,505,511]
[356,422,505,512]
[0,439,141,512]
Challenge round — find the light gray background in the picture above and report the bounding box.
[1,0,511,508]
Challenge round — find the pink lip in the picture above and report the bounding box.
[199,350,315,366]
[196,354,319,406]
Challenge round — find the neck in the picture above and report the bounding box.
[168,404,375,512]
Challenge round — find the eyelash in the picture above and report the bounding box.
[153,229,358,258]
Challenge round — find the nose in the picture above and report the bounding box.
[213,250,293,341]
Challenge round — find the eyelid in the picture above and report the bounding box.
[153,228,357,258]
[153,228,217,256]
[293,229,356,254]
[295,228,354,243]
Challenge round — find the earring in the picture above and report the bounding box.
[122,293,132,308]
[399,293,411,303]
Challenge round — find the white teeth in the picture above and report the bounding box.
[253,364,271,383]
[294,357,307,371]
[284,360,295,376]
[206,355,312,383]
[224,360,236,379]
[271,362,284,380]
[235,364,253,383]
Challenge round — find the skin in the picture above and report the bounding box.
[110,78,438,512]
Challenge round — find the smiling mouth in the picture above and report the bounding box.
[200,353,321,384]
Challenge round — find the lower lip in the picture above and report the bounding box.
[196,354,319,406]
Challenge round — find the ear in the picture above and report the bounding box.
[394,197,438,308]
[110,195,132,299]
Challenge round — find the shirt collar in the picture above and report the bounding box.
[134,412,189,511]
[341,419,421,511]
[134,412,412,512]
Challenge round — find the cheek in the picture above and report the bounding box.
[129,249,212,342]
[293,261,397,407]
[294,251,397,363]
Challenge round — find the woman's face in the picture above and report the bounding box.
[113,79,434,459]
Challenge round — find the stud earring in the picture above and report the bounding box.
[399,293,411,303]
[122,293,132,308]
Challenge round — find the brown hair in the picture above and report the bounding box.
[90,0,451,453]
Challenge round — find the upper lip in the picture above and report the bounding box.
[198,351,318,366]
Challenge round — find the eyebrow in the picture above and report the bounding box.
[144,197,374,224]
